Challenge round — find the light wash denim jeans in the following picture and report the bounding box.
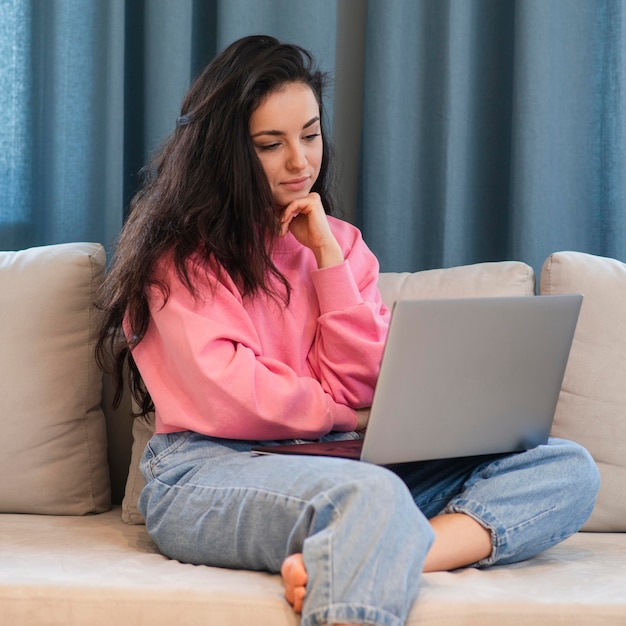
[138,432,599,626]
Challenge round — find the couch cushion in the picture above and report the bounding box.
[122,260,536,524]
[0,242,110,514]
[377,260,535,306]
[0,508,624,626]
[121,412,153,524]
[540,251,626,531]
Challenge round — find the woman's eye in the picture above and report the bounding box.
[259,142,280,151]
[304,133,321,142]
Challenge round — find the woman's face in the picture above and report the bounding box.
[249,82,323,210]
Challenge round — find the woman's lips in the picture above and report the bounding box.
[281,177,310,191]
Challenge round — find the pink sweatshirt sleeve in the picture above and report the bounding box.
[308,228,391,407]
[131,260,358,440]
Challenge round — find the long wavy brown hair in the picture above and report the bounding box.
[96,35,336,415]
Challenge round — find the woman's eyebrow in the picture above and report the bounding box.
[251,116,320,138]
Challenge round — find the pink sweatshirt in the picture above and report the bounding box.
[131,216,391,440]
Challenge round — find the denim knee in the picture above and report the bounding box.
[549,438,600,530]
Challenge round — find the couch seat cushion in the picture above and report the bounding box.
[0,508,624,626]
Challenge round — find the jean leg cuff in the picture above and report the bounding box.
[443,500,506,568]
[302,603,406,626]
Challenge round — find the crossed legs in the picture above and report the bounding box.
[280,438,600,624]
[141,433,598,626]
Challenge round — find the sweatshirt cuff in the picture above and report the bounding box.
[330,401,359,432]
[311,261,362,314]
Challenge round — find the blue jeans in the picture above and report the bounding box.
[138,432,599,626]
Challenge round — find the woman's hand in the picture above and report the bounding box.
[355,408,370,432]
[280,193,344,268]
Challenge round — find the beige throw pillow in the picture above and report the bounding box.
[0,242,110,514]
[378,260,535,305]
[121,411,154,524]
[541,251,626,531]
[122,259,535,524]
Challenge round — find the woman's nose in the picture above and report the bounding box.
[287,143,307,170]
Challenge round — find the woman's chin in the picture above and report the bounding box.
[274,189,311,210]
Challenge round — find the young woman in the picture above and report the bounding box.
[97,35,599,626]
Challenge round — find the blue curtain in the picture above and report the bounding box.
[359,0,626,273]
[1,0,624,278]
[0,0,126,251]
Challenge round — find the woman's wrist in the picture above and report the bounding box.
[313,241,344,268]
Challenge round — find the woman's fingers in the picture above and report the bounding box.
[281,193,330,245]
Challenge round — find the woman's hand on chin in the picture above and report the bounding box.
[280,193,344,268]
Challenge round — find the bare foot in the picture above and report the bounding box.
[281,554,359,625]
[281,553,308,613]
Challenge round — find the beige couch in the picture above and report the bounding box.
[1,242,625,625]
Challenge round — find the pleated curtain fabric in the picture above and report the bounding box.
[0,0,624,277]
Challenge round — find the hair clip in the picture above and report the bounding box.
[176,114,192,127]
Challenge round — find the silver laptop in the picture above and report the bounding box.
[253,294,582,465]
